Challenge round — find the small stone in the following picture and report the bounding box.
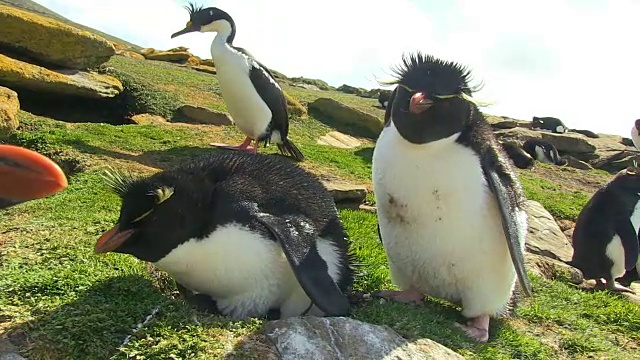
[130,114,168,125]
[525,252,584,285]
[177,105,233,126]
[317,131,362,149]
[323,181,368,204]
[556,219,575,232]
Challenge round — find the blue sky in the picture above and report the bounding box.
[33,0,639,137]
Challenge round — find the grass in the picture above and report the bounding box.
[1,54,638,360]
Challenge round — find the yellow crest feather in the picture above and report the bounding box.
[152,186,174,204]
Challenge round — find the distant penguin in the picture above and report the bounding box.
[95,152,353,320]
[570,166,640,293]
[522,139,567,166]
[0,145,67,210]
[631,119,640,150]
[372,52,532,343]
[170,3,305,161]
[532,116,568,134]
[378,90,392,109]
[500,141,534,170]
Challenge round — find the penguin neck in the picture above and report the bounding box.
[210,21,236,57]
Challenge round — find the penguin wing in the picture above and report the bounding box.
[247,62,289,135]
[615,218,640,270]
[482,150,534,296]
[253,212,350,317]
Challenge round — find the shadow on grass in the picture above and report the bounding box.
[354,147,374,165]
[4,274,183,360]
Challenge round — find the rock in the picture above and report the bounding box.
[564,155,593,170]
[525,253,583,285]
[200,59,215,67]
[556,219,575,232]
[317,131,362,149]
[185,56,200,66]
[263,317,465,360]
[130,113,168,125]
[337,84,367,96]
[140,48,155,56]
[309,98,383,136]
[0,86,19,135]
[359,205,377,213]
[524,200,574,263]
[486,115,530,130]
[0,353,26,360]
[168,46,189,52]
[144,51,192,62]
[177,105,233,125]
[186,65,217,75]
[0,54,123,98]
[283,92,307,118]
[621,137,634,147]
[323,181,367,204]
[495,128,596,154]
[0,5,115,69]
[293,83,321,91]
[115,49,145,60]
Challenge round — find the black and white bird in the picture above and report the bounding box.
[0,144,67,210]
[94,151,352,320]
[372,52,532,343]
[500,141,534,170]
[570,165,640,293]
[531,116,568,134]
[522,138,567,166]
[631,119,640,150]
[170,3,305,162]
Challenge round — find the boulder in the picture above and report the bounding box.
[525,253,583,285]
[0,5,115,69]
[495,127,596,154]
[309,98,383,136]
[337,84,366,96]
[177,105,233,125]
[564,155,593,170]
[486,115,531,130]
[140,48,156,56]
[200,59,215,67]
[283,92,307,118]
[263,317,465,360]
[186,65,217,75]
[0,86,19,135]
[524,200,574,263]
[168,46,189,52]
[185,56,200,66]
[323,181,367,204]
[115,49,145,60]
[0,54,123,98]
[317,131,362,149]
[144,51,192,62]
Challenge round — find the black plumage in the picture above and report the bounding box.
[500,141,534,170]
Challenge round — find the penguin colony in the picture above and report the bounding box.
[7,1,638,347]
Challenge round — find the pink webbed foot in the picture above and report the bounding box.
[374,286,425,305]
[454,314,490,342]
[209,137,257,152]
[605,279,635,293]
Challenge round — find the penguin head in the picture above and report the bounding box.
[382,52,481,144]
[171,3,235,42]
[95,170,213,262]
[635,119,640,132]
[613,163,640,191]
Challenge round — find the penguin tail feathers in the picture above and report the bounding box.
[278,138,305,162]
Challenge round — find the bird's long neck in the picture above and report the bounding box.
[210,21,236,57]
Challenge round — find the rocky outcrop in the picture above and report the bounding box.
[524,200,574,263]
[525,253,583,285]
[177,105,233,126]
[264,317,466,360]
[0,54,123,98]
[0,86,19,135]
[317,131,362,148]
[129,114,168,125]
[115,49,145,60]
[144,51,192,63]
[309,98,383,136]
[283,92,307,118]
[0,5,115,69]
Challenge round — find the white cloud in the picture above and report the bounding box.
[32,0,640,137]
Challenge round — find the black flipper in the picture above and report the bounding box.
[383,87,397,128]
[481,151,533,296]
[253,212,350,316]
[377,222,383,246]
[614,219,640,270]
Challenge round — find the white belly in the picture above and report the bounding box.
[372,123,519,317]
[631,127,640,151]
[212,45,272,139]
[610,200,640,277]
[153,222,342,320]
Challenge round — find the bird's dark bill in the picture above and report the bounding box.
[95,226,135,253]
[171,24,197,38]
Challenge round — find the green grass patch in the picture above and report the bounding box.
[519,172,591,221]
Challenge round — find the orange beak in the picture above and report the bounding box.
[0,145,68,209]
[95,226,135,253]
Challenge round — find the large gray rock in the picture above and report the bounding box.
[309,98,383,136]
[495,127,596,154]
[176,105,233,125]
[263,317,466,360]
[524,200,574,263]
[525,253,583,285]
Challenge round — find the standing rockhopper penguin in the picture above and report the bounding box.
[171,3,305,162]
[570,165,640,293]
[95,152,352,320]
[372,52,532,342]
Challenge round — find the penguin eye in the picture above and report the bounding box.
[131,209,153,223]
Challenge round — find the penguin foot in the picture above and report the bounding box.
[209,142,258,152]
[605,280,635,293]
[373,287,424,305]
[454,315,490,343]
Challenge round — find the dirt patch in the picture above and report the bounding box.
[524,165,610,194]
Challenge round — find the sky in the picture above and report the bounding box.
[33,0,639,137]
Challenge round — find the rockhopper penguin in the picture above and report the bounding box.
[0,144,67,210]
[522,138,567,166]
[570,165,640,293]
[372,52,533,342]
[531,116,568,134]
[171,3,305,162]
[94,151,352,320]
